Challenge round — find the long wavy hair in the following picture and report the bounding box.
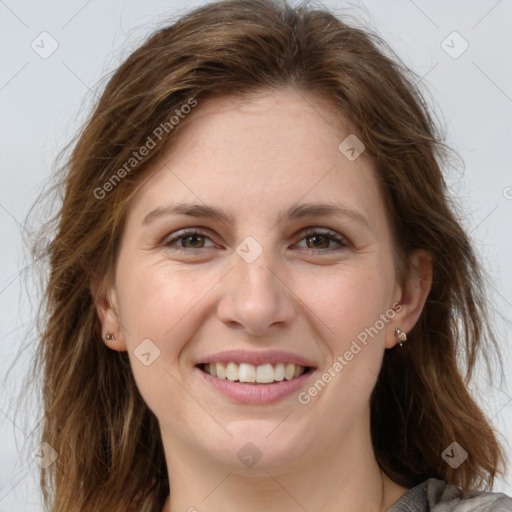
[17,0,507,510]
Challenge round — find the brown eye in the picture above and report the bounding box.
[297,229,349,252]
[305,233,331,250]
[180,233,206,248]
[162,228,349,254]
[163,230,215,252]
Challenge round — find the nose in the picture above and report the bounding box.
[216,247,297,336]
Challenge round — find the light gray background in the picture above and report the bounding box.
[1,0,511,509]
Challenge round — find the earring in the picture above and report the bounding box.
[395,328,407,347]
[105,333,116,341]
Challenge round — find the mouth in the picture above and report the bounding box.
[196,362,315,385]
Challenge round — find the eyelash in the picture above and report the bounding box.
[162,228,350,254]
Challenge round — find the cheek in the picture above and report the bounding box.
[310,260,395,399]
[116,263,205,419]
[116,256,202,342]
[300,261,394,349]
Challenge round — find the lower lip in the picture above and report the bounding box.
[196,366,316,405]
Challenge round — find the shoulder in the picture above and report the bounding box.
[387,477,512,512]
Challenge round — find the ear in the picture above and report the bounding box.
[90,276,127,352]
[385,248,433,349]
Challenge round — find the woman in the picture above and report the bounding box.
[26,0,511,510]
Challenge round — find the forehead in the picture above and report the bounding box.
[125,88,386,231]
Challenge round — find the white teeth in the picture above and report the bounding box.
[238,363,256,383]
[216,362,226,380]
[203,362,306,383]
[256,363,274,383]
[226,362,238,381]
[285,363,295,380]
[274,362,285,381]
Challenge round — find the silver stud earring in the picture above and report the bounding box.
[105,333,116,341]
[395,328,407,347]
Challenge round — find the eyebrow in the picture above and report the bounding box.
[142,201,371,230]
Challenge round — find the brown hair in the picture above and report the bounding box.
[19,0,507,510]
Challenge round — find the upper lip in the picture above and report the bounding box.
[196,349,317,368]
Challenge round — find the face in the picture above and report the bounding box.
[97,88,427,475]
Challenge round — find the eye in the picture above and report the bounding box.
[162,228,349,254]
[294,229,350,252]
[163,229,215,251]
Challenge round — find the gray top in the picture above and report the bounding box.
[387,478,512,511]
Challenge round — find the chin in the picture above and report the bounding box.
[203,421,309,472]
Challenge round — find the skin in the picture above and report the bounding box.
[94,88,432,512]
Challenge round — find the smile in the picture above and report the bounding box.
[198,362,309,384]
[196,362,316,405]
